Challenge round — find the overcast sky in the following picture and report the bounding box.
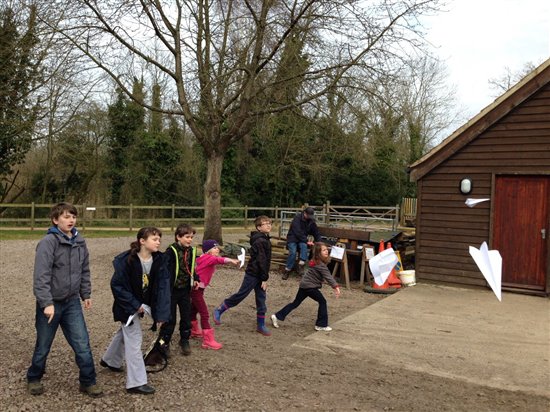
[423,0,549,119]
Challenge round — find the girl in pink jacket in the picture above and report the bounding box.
[191,240,239,349]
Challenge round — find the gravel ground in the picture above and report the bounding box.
[1,234,549,411]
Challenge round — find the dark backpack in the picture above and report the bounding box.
[143,335,168,373]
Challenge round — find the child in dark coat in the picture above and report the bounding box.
[213,216,273,336]
[101,227,170,395]
[159,223,200,356]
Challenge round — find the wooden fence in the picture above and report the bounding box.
[0,200,416,231]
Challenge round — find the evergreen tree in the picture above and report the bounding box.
[106,81,145,205]
[0,5,40,181]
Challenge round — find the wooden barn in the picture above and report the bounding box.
[409,59,550,297]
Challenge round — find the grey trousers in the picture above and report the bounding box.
[103,317,147,389]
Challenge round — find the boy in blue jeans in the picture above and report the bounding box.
[213,215,273,336]
[26,203,102,397]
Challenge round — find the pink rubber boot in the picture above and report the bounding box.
[201,328,222,350]
[191,320,203,339]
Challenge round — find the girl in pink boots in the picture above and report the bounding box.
[191,240,239,349]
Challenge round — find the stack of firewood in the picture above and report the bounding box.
[222,236,289,271]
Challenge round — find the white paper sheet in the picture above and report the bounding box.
[237,247,246,268]
[330,245,345,261]
[469,242,502,301]
[125,304,152,327]
[368,248,398,286]
[365,247,375,260]
[465,198,490,208]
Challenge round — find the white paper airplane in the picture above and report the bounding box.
[125,304,152,327]
[368,248,398,286]
[469,242,502,301]
[237,247,246,268]
[465,198,490,208]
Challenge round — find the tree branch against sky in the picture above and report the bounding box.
[45,0,443,241]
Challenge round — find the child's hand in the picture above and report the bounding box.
[231,259,239,266]
[83,299,92,309]
[193,280,200,290]
[261,281,268,291]
[334,287,341,299]
[43,305,55,323]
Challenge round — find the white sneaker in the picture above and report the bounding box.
[315,326,332,331]
[298,260,305,266]
[270,314,279,328]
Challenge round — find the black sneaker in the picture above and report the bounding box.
[127,384,155,395]
[282,270,290,280]
[100,359,123,372]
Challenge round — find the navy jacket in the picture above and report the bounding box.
[110,250,170,324]
[286,212,321,244]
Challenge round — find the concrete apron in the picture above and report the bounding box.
[293,283,550,397]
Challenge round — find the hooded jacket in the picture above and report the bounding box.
[110,250,170,324]
[33,227,91,308]
[245,231,272,281]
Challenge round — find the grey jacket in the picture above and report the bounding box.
[33,232,91,308]
[299,262,339,290]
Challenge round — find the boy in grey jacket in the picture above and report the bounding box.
[26,203,103,397]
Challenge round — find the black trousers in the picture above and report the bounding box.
[160,287,191,343]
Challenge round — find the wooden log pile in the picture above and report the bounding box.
[221,236,289,271]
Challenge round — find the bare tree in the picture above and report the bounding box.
[488,61,540,97]
[47,0,442,241]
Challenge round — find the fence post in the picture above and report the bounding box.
[171,204,175,231]
[275,206,279,221]
[394,204,400,230]
[31,202,35,231]
[129,204,133,232]
[244,205,248,229]
[325,200,330,225]
[82,203,87,231]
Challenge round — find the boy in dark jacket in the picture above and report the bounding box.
[283,207,321,279]
[159,223,200,355]
[26,202,103,397]
[213,215,273,336]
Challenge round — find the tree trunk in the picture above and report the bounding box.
[203,153,224,243]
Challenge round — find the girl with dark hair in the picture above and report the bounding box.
[271,242,341,332]
[101,227,170,395]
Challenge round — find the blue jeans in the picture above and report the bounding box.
[27,298,96,386]
[275,288,328,327]
[222,274,267,315]
[285,242,308,271]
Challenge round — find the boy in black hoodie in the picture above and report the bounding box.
[213,215,273,336]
